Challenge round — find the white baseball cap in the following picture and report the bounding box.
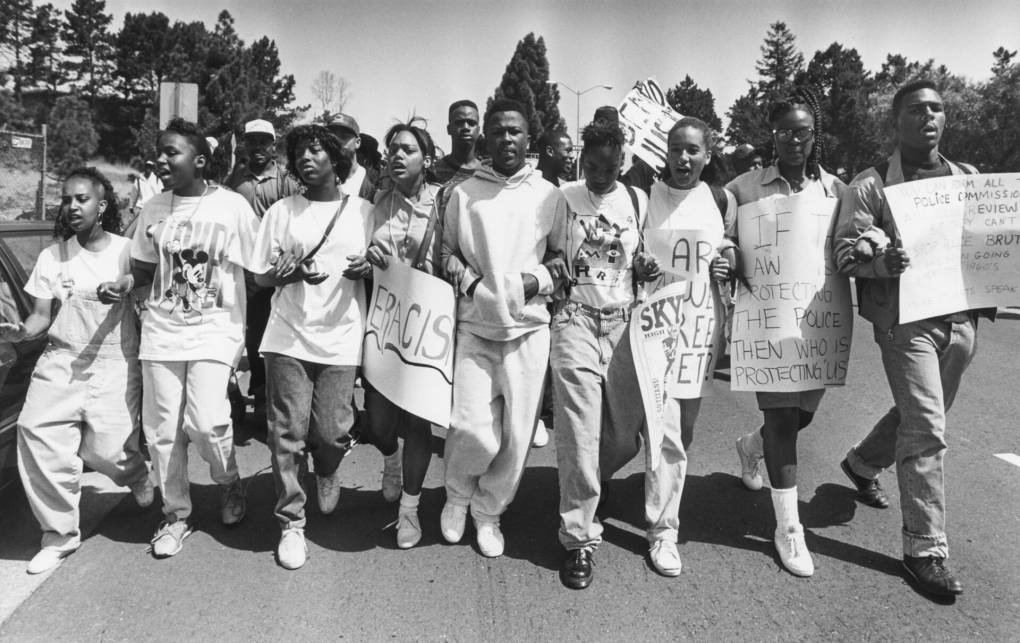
[244,119,276,140]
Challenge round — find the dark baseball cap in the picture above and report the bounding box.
[330,113,360,136]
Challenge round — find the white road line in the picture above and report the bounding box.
[993,453,1020,468]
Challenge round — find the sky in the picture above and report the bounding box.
[47,0,1020,147]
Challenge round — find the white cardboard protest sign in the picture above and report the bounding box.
[363,263,456,427]
[617,79,682,173]
[887,173,1020,322]
[730,193,852,392]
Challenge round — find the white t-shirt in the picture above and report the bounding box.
[645,181,735,290]
[26,235,131,301]
[560,180,645,309]
[131,187,259,366]
[341,164,367,198]
[251,194,374,366]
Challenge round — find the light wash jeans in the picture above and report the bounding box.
[265,353,356,529]
[551,303,643,550]
[846,317,977,558]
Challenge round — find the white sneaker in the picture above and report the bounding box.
[396,507,422,549]
[440,502,467,543]
[129,469,155,508]
[277,528,307,570]
[736,433,765,491]
[774,524,814,577]
[381,450,402,502]
[316,468,342,515]
[532,419,549,448]
[649,539,682,577]
[475,520,504,557]
[26,548,74,574]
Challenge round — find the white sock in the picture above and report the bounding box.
[771,486,800,532]
[399,491,420,510]
[744,428,764,454]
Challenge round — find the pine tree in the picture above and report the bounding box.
[665,75,722,131]
[0,0,34,100]
[489,33,565,151]
[113,11,170,102]
[755,21,804,101]
[26,2,65,99]
[61,0,114,106]
[48,94,98,174]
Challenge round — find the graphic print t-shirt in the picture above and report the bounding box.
[560,180,645,309]
[131,187,259,366]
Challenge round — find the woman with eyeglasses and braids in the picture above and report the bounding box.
[724,87,847,578]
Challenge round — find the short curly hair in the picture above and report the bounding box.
[54,166,122,240]
[158,118,213,178]
[285,124,353,185]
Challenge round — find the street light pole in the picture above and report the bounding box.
[546,81,612,180]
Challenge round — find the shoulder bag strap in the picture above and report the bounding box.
[302,194,348,263]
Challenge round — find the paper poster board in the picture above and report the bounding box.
[887,173,1020,322]
[363,263,456,427]
[730,193,852,392]
[617,78,682,173]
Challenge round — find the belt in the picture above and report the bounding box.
[564,300,632,321]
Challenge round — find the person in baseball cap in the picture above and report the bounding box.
[327,113,377,200]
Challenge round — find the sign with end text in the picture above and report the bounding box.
[888,173,1020,322]
[363,263,456,427]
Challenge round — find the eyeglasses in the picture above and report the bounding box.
[773,127,814,143]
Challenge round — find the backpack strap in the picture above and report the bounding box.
[709,184,728,221]
[625,184,645,300]
[412,203,441,272]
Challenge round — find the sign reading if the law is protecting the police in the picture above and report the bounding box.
[363,263,456,427]
[731,193,852,392]
[887,173,1020,323]
[617,78,681,173]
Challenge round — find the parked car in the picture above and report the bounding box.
[0,220,55,496]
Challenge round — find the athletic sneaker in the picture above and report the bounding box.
[440,502,467,543]
[381,449,402,502]
[649,539,682,577]
[774,524,814,577]
[129,470,155,508]
[277,528,307,570]
[396,507,422,549]
[475,520,504,557]
[26,548,75,574]
[736,433,765,491]
[220,478,246,526]
[151,519,193,558]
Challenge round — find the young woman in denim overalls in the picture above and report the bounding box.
[1,168,153,575]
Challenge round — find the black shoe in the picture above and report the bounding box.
[903,555,963,596]
[840,458,890,508]
[560,549,594,590]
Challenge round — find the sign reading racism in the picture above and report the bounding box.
[887,173,1020,322]
[730,193,853,392]
[363,263,456,427]
[617,78,682,173]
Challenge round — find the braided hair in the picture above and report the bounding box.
[769,86,825,181]
[54,166,122,240]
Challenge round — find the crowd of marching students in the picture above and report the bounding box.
[3,78,981,599]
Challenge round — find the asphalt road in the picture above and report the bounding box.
[1,313,1018,642]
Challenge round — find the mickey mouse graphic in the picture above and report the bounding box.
[161,239,211,317]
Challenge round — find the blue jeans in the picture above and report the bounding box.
[265,353,356,529]
[846,318,977,558]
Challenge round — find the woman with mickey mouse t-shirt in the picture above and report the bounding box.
[104,118,260,559]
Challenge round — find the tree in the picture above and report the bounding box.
[488,32,565,151]
[755,21,804,101]
[310,70,351,123]
[47,94,98,174]
[25,3,65,99]
[0,0,33,100]
[665,75,722,130]
[725,86,772,151]
[799,42,879,175]
[972,47,1020,171]
[61,0,114,106]
[112,11,170,102]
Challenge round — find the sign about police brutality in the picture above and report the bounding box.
[617,78,681,173]
[363,263,456,427]
[886,173,1020,323]
[731,193,852,392]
